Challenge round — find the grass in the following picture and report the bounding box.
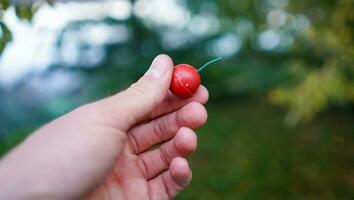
[177,98,354,199]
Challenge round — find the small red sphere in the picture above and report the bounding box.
[170,64,201,98]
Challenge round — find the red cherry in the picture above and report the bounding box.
[169,57,221,98]
[170,64,201,98]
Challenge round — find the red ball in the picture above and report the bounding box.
[170,64,201,98]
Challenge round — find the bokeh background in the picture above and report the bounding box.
[0,0,353,199]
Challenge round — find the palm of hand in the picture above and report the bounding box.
[89,91,208,200]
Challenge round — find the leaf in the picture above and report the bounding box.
[0,21,12,54]
[0,0,10,10]
[14,5,34,21]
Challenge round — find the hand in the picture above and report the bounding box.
[0,55,208,200]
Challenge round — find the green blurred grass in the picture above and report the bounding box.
[178,97,354,200]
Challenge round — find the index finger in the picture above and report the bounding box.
[149,85,209,120]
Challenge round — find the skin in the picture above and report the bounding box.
[0,55,208,200]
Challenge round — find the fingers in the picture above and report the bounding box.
[148,157,192,200]
[129,102,207,154]
[150,85,209,119]
[98,54,174,130]
[137,128,196,180]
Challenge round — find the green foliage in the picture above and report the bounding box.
[271,66,353,125]
[0,0,10,10]
[270,0,354,124]
[0,0,353,123]
[0,21,11,53]
[14,5,34,20]
[0,0,11,53]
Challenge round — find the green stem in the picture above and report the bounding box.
[198,57,222,72]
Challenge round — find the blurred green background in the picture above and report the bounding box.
[0,0,353,199]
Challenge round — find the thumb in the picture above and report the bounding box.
[104,54,174,130]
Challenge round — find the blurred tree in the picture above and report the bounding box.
[0,0,353,126]
[270,0,354,125]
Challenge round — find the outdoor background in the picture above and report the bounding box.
[0,0,353,199]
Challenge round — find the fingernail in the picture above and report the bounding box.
[145,55,169,78]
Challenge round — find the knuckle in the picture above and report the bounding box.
[159,146,170,165]
[129,79,154,98]
[128,79,161,107]
[152,120,164,139]
[153,119,172,141]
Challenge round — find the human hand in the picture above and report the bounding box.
[0,55,208,200]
